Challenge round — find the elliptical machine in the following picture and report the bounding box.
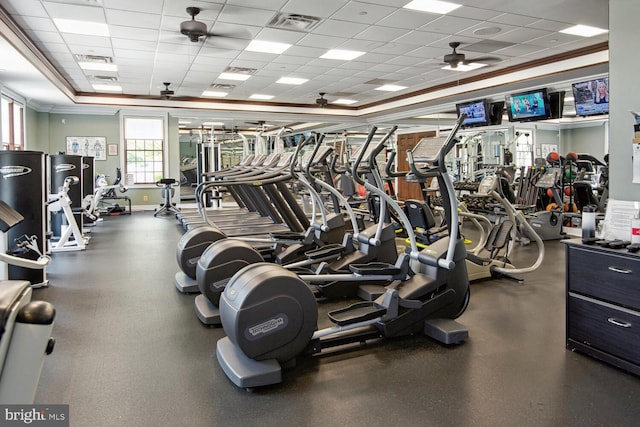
[215,115,471,389]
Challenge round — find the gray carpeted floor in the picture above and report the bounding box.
[34,212,640,426]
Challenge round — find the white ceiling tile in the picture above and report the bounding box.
[163,2,223,20]
[112,38,157,52]
[392,30,447,46]
[354,25,409,43]
[282,0,347,18]
[254,27,307,44]
[109,25,159,41]
[488,13,540,27]
[13,16,58,32]
[271,55,313,65]
[335,61,373,71]
[312,19,368,38]
[449,6,502,21]
[61,33,113,48]
[229,59,270,69]
[357,52,397,64]
[298,34,346,49]
[2,0,48,17]
[209,22,261,40]
[197,48,242,59]
[337,39,383,51]
[331,2,397,25]
[492,27,551,45]
[114,50,157,60]
[234,51,281,62]
[420,15,484,34]
[527,32,584,48]
[404,45,450,60]
[105,9,162,29]
[526,19,572,32]
[383,55,424,66]
[43,2,107,22]
[456,22,519,39]
[66,45,114,56]
[28,30,66,44]
[103,0,166,14]
[377,9,440,30]
[217,5,275,26]
[284,45,328,58]
[296,65,332,74]
[494,43,549,57]
[371,42,419,55]
[227,0,288,9]
[369,63,406,73]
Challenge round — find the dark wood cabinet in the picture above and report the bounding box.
[565,241,640,376]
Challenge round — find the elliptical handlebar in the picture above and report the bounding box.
[351,126,377,186]
[304,134,325,180]
[290,134,309,177]
[385,151,406,178]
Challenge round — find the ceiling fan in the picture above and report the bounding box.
[316,93,328,108]
[443,42,500,68]
[160,82,174,99]
[179,7,250,45]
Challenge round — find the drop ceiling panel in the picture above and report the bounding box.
[392,30,448,46]
[28,30,65,44]
[376,9,440,30]
[449,6,502,22]
[354,25,409,43]
[162,2,224,20]
[372,42,419,55]
[216,5,275,26]
[42,2,107,22]
[492,27,551,44]
[331,2,397,25]
[282,0,347,18]
[102,0,166,14]
[66,45,114,56]
[105,9,162,29]
[284,45,327,58]
[227,0,288,9]
[489,13,540,27]
[422,15,484,35]
[298,34,346,49]
[109,25,159,41]
[311,19,368,38]
[271,55,314,65]
[526,19,572,32]
[253,27,307,44]
[2,0,48,17]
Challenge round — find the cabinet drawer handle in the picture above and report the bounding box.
[607,266,632,274]
[607,318,632,328]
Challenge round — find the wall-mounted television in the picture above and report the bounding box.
[572,78,609,117]
[506,88,551,122]
[456,99,489,128]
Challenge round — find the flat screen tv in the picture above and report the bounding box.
[572,78,609,117]
[455,99,489,128]
[506,88,551,122]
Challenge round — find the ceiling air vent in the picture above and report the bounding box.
[267,13,322,32]
[223,66,257,75]
[74,54,113,64]
[209,84,236,90]
[89,75,118,82]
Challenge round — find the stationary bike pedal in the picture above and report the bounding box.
[581,237,599,245]
[608,240,631,249]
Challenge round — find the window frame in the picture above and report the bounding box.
[119,112,169,187]
[1,92,25,151]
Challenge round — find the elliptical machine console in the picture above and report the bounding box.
[215,115,471,389]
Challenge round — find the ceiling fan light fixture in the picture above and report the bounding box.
[442,62,488,72]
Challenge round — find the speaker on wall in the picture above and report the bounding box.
[488,101,505,125]
[548,91,565,119]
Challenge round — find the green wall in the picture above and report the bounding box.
[24,109,181,208]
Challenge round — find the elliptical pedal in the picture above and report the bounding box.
[327,301,387,326]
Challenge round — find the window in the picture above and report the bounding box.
[123,116,165,184]
[1,96,24,151]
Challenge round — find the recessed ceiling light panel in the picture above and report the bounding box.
[375,84,407,92]
[218,73,251,81]
[403,0,461,14]
[560,24,608,37]
[320,49,365,60]
[54,18,109,36]
[276,77,309,85]
[249,94,274,100]
[202,91,228,97]
[333,99,358,105]
[245,40,291,54]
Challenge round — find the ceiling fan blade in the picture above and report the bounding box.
[464,56,501,64]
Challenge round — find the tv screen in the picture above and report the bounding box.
[506,88,551,122]
[572,78,609,116]
[456,99,489,128]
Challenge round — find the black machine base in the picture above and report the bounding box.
[423,318,468,345]
[216,336,282,388]
[194,294,221,326]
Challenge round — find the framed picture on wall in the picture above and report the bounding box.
[108,144,118,156]
[66,136,107,160]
